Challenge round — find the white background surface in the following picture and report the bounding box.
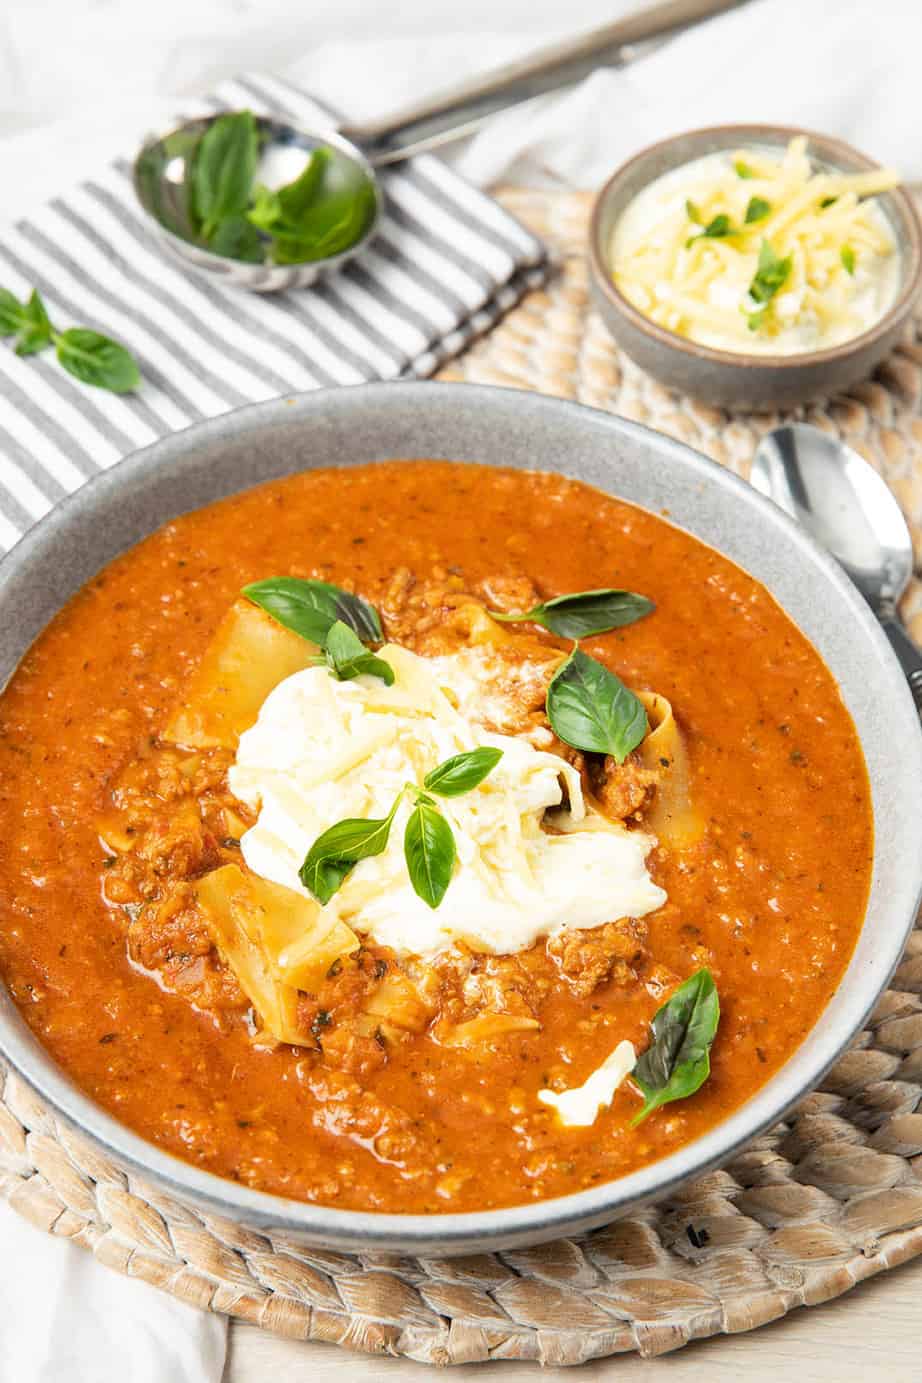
[2,1,922,1379]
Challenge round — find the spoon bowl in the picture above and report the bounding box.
[134,116,381,293]
[752,422,922,709]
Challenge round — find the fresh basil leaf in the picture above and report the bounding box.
[631,968,720,1124]
[748,239,792,306]
[192,110,259,239]
[14,290,54,356]
[423,747,503,798]
[246,182,283,233]
[744,196,771,224]
[208,214,264,263]
[276,147,331,222]
[300,797,400,905]
[268,155,377,265]
[490,588,654,639]
[0,287,24,336]
[243,576,383,646]
[687,213,734,247]
[323,619,393,685]
[56,329,141,393]
[546,647,647,764]
[734,160,755,179]
[685,199,701,225]
[404,801,456,909]
[840,244,856,276]
[15,327,50,357]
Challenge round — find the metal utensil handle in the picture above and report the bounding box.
[881,613,922,714]
[341,0,743,165]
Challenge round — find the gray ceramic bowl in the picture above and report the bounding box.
[589,125,922,410]
[0,382,920,1254]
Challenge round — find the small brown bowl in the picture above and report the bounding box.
[588,124,922,410]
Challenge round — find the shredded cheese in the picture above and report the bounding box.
[538,1040,637,1127]
[611,138,901,355]
[229,646,666,961]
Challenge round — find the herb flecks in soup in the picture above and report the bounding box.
[0,463,872,1213]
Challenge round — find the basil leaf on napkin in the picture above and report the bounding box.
[0,285,141,392]
[244,576,383,646]
[15,290,53,357]
[404,799,456,909]
[546,647,648,763]
[423,747,503,797]
[490,588,654,639]
[192,110,259,239]
[323,620,394,685]
[56,329,141,393]
[631,969,720,1124]
[0,287,23,335]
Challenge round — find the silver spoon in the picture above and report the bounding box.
[133,0,743,291]
[752,423,922,713]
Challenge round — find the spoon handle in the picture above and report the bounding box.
[341,0,744,165]
[880,614,922,714]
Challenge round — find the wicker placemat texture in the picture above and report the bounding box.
[1,188,922,1367]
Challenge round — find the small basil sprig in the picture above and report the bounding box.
[192,110,259,239]
[299,748,502,909]
[489,588,653,639]
[0,287,140,393]
[546,647,647,764]
[631,968,720,1125]
[188,112,377,266]
[300,797,402,905]
[322,620,393,685]
[244,576,382,646]
[746,238,792,331]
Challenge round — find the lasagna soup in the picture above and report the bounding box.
[0,462,872,1212]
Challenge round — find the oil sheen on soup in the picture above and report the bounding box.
[0,462,873,1212]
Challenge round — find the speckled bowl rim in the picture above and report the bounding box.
[0,381,920,1254]
[588,123,922,371]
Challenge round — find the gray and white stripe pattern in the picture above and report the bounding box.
[0,73,548,553]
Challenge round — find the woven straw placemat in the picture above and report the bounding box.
[2,187,922,1367]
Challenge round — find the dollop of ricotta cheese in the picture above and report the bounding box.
[229,644,666,960]
[538,1040,637,1127]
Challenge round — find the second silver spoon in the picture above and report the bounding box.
[752,422,922,714]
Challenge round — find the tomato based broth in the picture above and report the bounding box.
[0,462,872,1212]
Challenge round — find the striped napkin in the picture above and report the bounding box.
[0,72,548,555]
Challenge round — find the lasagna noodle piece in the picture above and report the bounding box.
[165,600,319,750]
[636,691,704,849]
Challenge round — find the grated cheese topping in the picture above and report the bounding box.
[229,645,666,961]
[611,138,901,355]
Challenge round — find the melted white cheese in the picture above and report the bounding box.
[229,645,666,960]
[538,1040,637,1127]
